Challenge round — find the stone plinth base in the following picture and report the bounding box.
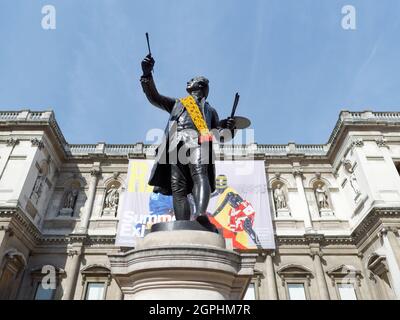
[319,208,334,217]
[276,208,291,218]
[109,229,257,300]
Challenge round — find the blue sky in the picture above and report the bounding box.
[0,0,399,144]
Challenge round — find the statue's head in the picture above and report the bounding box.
[186,76,209,99]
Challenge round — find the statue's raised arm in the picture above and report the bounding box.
[140,54,176,113]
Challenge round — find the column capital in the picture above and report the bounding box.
[309,247,323,259]
[6,138,19,147]
[351,138,364,148]
[378,226,399,238]
[67,241,83,257]
[0,225,13,236]
[274,172,281,180]
[67,249,81,257]
[292,168,304,177]
[31,138,44,150]
[90,168,101,177]
[262,250,276,259]
[375,137,389,148]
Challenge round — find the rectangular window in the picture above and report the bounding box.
[85,282,106,300]
[337,283,357,300]
[243,283,256,300]
[287,283,306,300]
[34,283,55,300]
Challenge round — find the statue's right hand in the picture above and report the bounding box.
[141,54,155,76]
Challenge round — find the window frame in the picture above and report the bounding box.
[277,264,313,300]
[335,282,358,300]
[29,266,65,300]
[33,281,56,300]
[326,264,362,300]
[285,280,310,300]
[80,264,111,300]
[83,281,108,300]
[243,277,261,300]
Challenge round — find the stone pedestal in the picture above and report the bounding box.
[59,208,73,217]
[319,208,334,217]
[276,208,291,218]
[109,226,257,300]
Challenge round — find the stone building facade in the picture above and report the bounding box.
[0,109,400,300]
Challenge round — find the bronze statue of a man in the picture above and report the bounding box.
[140,54,235,230]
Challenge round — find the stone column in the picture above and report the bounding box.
[116,289,124,300]
[62,245,82,300]
[311,248,330,300]
[79,167,100,233]
[0,226,11,267]
[293,169,313,232]
[358,253,374,300]
[386,228,400,268]
[264,252,278,300]
[379,228,400,299]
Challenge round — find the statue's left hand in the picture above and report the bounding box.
[222,117,236,130]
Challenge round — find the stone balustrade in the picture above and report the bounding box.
[1,110,400,158]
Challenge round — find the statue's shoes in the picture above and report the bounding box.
[196,215,219,234]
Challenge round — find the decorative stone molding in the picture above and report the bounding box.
[352,208,400,245]
[6,138,19,147]
[351,138,364,148]
[326,264,362,287]
[0,225,13,236]
[0,208,41,242]
[367,253,388,278]
[90,168,101,177]
[277,264,313,286]
[67,249,80,257]
[342,159,354,173]
[309,249,323,259]
[277,235,354,246]
[80,264,112,286]
[375,137,388,148]
[2,110,400,161]
[112,172,120,179]
[377,226,399,238]
[292,168,304,177]
[30,138,44,150]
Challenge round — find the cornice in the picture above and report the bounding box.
[2,206,400,251]
[351,207,400,245]
[276,234,355,246]
[0,207,42,242]
[3,110,400,162]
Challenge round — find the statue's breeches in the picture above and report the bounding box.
[170,142,211,220]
